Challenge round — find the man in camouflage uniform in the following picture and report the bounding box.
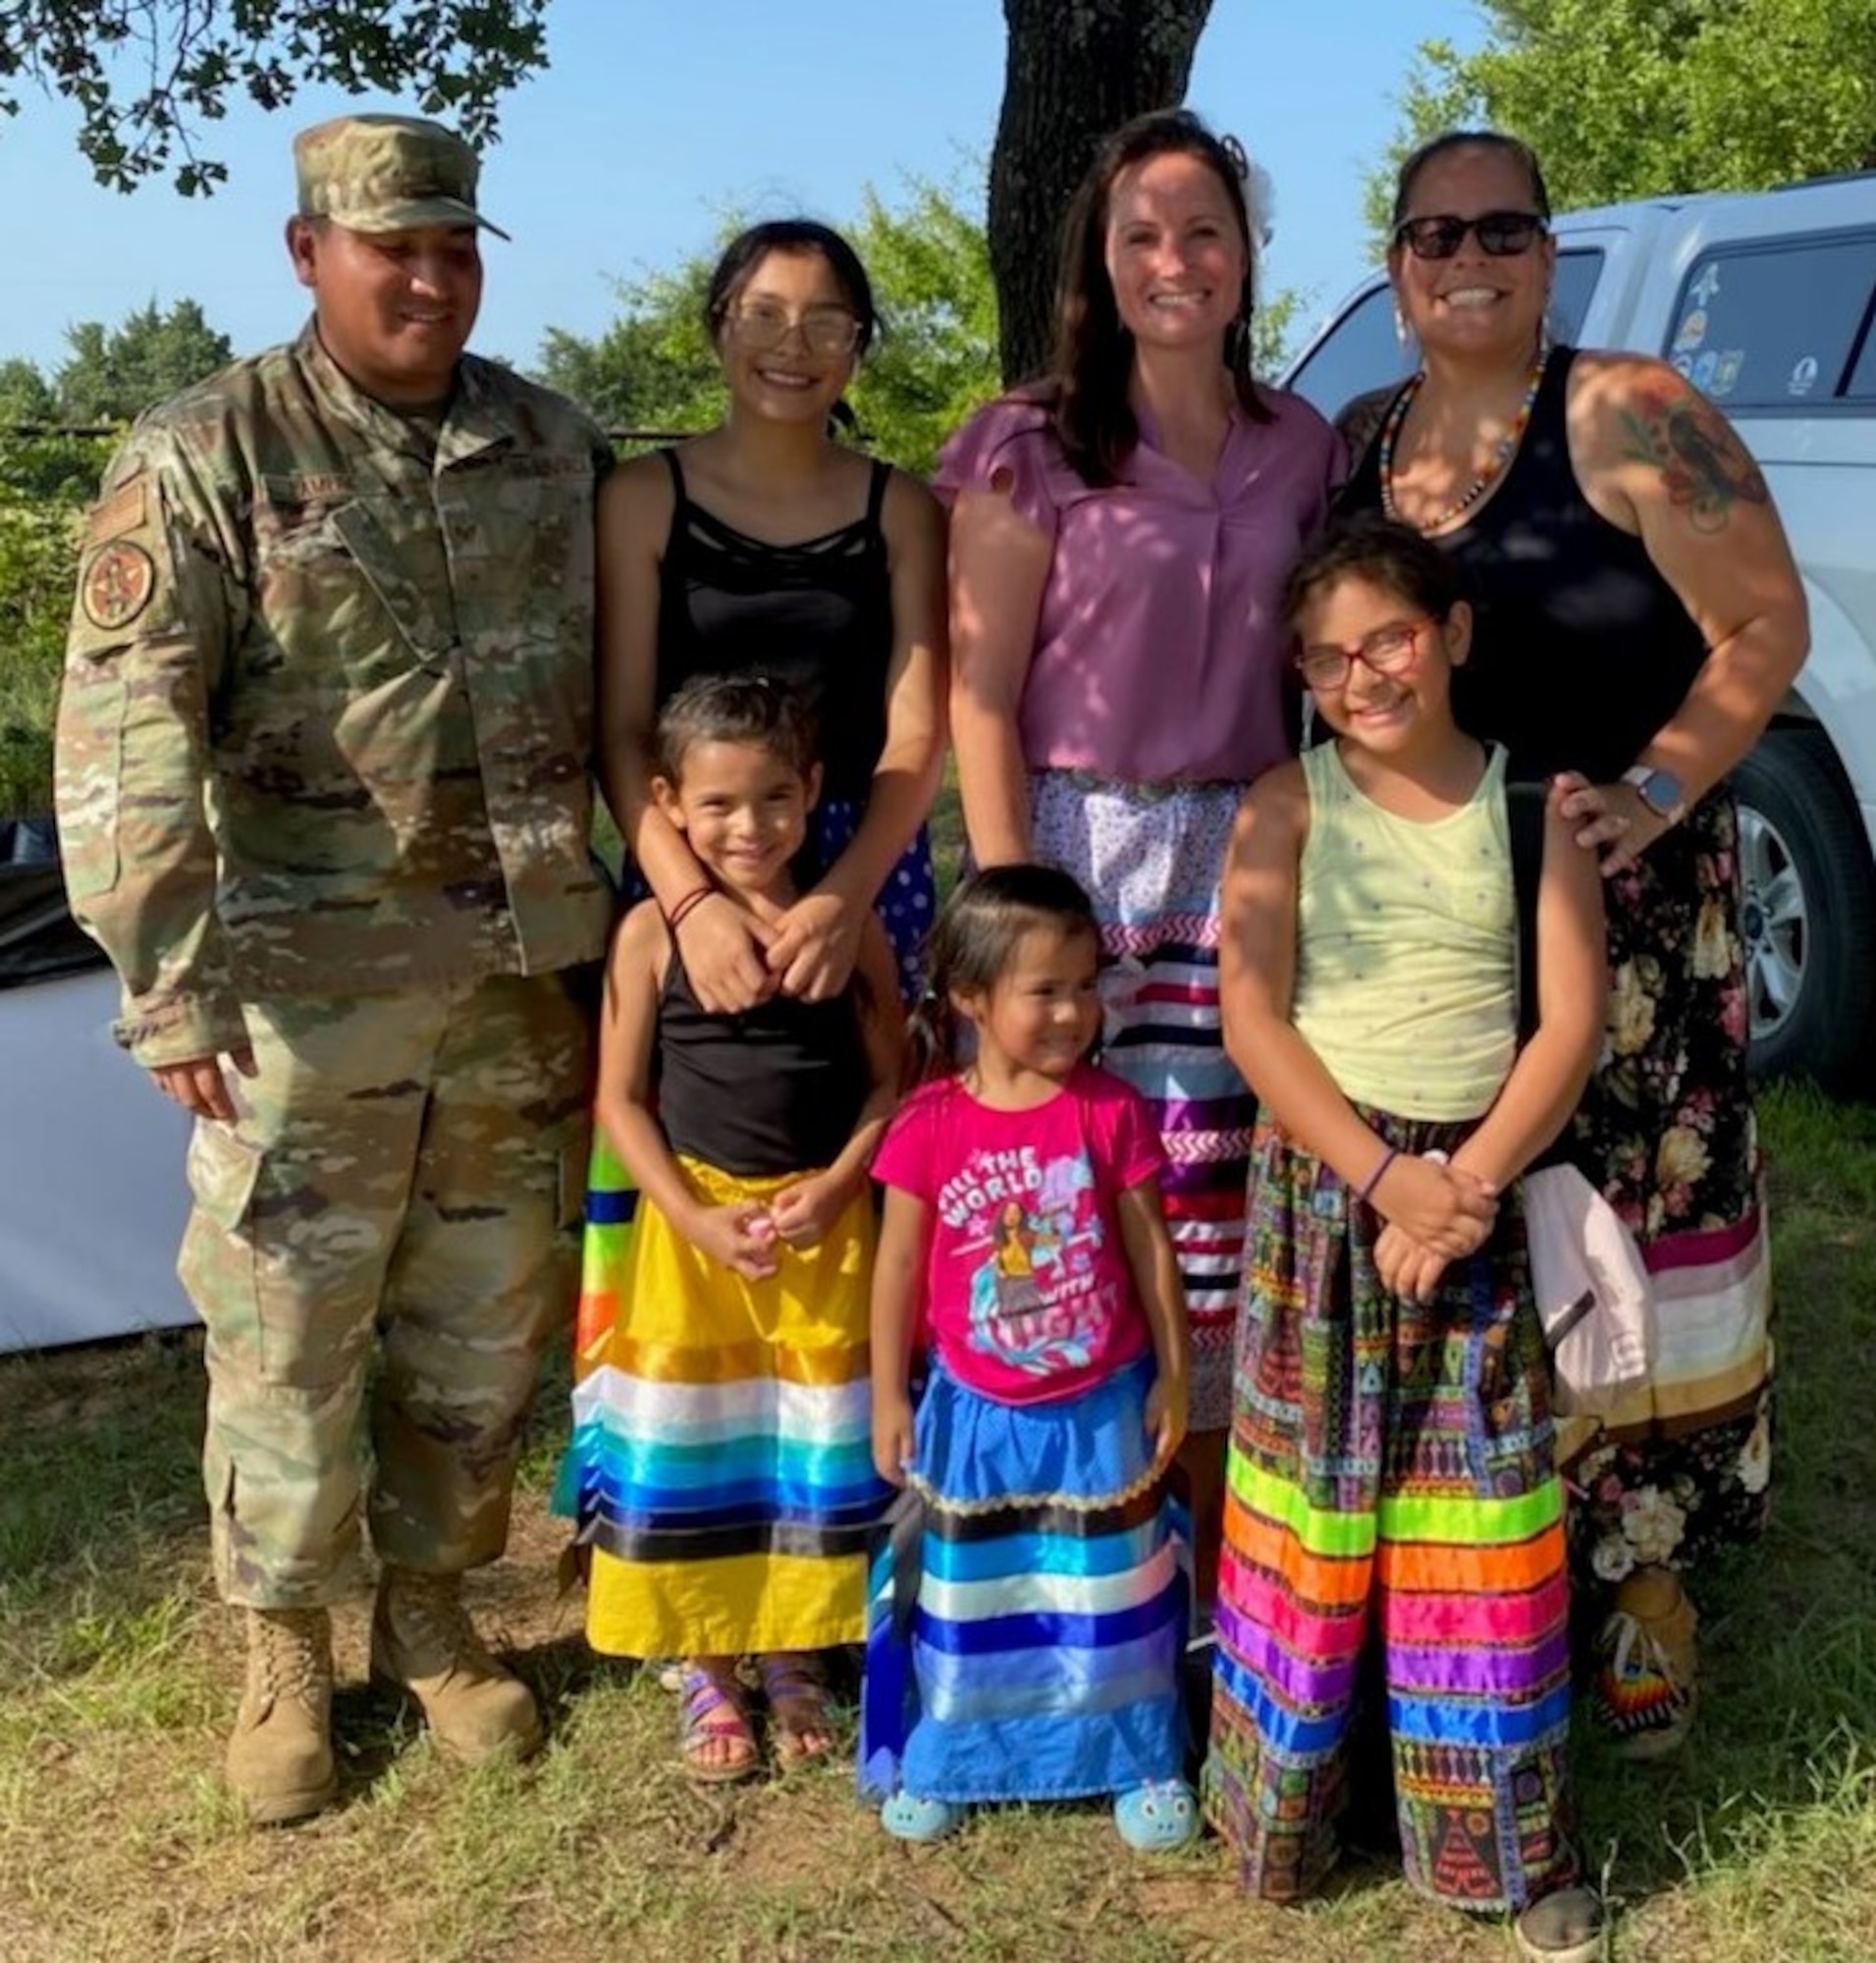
[54,113,612,1825]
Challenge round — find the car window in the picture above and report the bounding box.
[1847,295,1876,398]
[1548,250,1602,347]
[1667,233,1876,407]
[1285,285,1406,419]
[1286,248,1605,420]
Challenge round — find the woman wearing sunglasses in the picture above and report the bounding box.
[1338,132,1808,1761]
[563,220,945,1775]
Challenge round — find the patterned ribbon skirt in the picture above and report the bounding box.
[1030,769,1253,1432]
[860,1353,1189,1804]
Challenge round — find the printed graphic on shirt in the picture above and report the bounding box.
[936,1143,1117,1376]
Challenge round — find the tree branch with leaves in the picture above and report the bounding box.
[0,1,549,194]
[1376,0,1876,235]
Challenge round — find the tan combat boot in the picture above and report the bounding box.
[226,1606,338,1826]
[370,1566,543,1764]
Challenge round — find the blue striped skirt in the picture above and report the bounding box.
[859,1353,1189,1803]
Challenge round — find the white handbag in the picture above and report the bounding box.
[1521,1160,1655,1419]
[1505,782,1657,1421]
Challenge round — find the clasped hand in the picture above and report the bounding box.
[672,889,860,1012]
[687,1178,845,1285]
[767,1174,846,1249]
[763,890,862,1002]
[1369,1152,1497,1304]
[687,1200,782,1281]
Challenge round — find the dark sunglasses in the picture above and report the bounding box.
[1393,211,1547,260]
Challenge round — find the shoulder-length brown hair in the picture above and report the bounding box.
[1045,107,1272,487]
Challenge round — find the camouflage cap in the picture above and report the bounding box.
[293,113,510,240]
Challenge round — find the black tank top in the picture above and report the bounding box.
[656,945,870,1177]
[655,450,894,802]
[1341,347,1707,783]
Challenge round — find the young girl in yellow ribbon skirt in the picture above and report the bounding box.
[577,672,902,1780]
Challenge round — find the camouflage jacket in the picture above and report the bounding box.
[55,325,614,1068]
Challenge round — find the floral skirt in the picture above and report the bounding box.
[1029,769,1254,1432]
[1204,1108,1577,1912]
[1561,791,1772,1591]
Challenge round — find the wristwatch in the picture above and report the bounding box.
[1622,763,1688,824]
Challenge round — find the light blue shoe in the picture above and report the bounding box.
[881,1790,965,1842]
[1113,1778,1199,1852]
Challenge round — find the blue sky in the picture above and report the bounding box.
[2,0,1485,377]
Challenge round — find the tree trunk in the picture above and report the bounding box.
[989,0,1214,386]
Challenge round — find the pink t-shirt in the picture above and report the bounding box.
[872,1065,1165,1406]
[935,390,1344,784]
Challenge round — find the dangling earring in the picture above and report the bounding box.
[1393,301,1411,351]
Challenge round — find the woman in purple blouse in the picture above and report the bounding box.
[939,109,1342,1607]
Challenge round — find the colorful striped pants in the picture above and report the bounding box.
[1204,1111,1580,1912]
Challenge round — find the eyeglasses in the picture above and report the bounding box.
[1295,617,1432,693]
[722,303,862,357]
[1392,211,1547,260]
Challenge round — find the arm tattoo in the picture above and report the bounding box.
[1619,390,1770,535]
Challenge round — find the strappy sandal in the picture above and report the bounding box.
[678,1664,759,1784]
[757,1650,835,1768]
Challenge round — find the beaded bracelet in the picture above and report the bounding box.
[1356,1144,1399,1204]
[665,885,716,932]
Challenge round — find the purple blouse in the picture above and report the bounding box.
[936,390,1343,784]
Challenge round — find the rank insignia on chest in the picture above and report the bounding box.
[81,539,157,630]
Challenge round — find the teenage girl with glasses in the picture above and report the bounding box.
[1206,514,1610,1963]
[591,216,946,1008]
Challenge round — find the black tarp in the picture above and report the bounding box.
[0,818,108,990]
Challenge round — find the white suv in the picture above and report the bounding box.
[1284,173,1876,1092]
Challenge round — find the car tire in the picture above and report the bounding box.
[1728,723,1876,1093]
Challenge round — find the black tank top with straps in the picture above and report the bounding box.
[656,945,870,1178]
[654,450,894,802]
[1341,346,1707,784]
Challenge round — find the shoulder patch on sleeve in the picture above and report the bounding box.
[86,474,148,544]
[80,539,157,630]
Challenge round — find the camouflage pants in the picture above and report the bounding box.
[179,971,593,1608]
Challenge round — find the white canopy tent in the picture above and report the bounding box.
[0,841,194,1353]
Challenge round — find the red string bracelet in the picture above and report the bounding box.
[665,885,715,932]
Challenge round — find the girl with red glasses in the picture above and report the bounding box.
[1207,513,1608,1962]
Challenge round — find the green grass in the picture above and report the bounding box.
[3,1083,1873,1962]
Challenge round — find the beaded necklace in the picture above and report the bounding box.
[1377,340,1550,533]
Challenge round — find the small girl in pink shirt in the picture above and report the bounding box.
[860,866,1197,1851]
